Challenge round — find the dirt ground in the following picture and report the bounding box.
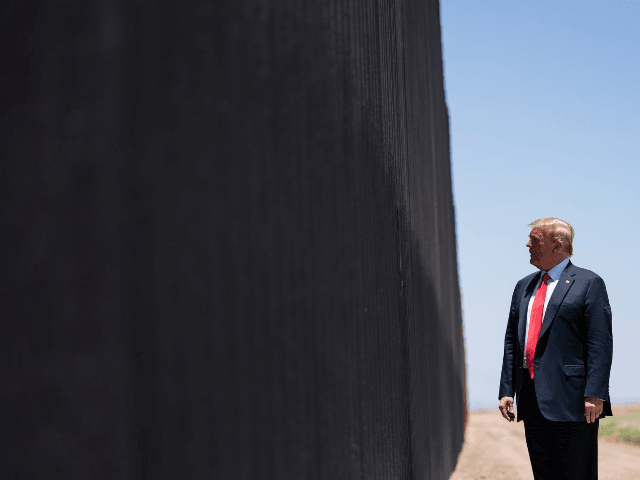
[449,404,640,480]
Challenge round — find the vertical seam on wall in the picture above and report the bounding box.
[398,1,417,479]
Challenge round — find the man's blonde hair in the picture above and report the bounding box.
[528,217,574,257]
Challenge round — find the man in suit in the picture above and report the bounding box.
[498,217,613,480]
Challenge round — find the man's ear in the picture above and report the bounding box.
[552,239,563,253]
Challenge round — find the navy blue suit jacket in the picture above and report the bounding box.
[499,260,613,422]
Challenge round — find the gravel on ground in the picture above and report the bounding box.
[449,404,640,480]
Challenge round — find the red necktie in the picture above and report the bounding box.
[526,273,551,379]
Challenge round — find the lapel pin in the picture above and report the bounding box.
[566,280,570,283]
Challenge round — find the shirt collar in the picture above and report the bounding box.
[542,257,571,282]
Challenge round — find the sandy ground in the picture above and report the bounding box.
[449,404,640,480]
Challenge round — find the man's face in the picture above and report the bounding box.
[526,227,558,270]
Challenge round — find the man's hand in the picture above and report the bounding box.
[585,397,603,423]
[499,396,515,422]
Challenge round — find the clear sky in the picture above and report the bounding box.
[439,0,640,409]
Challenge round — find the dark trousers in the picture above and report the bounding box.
[518,367,599,480]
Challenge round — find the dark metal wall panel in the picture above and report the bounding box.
[1,0,465,479]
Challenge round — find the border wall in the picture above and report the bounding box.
[1,0,465,478]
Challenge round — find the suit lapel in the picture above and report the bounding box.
[537,261,577,340]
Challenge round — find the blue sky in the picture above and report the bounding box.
[439,0,640,409]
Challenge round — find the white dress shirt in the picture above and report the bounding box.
[523,257,571,364]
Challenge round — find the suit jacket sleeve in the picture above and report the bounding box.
[498,282,520,400]
[584,276,613,401]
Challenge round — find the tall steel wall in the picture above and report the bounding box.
[1,0,465,479]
